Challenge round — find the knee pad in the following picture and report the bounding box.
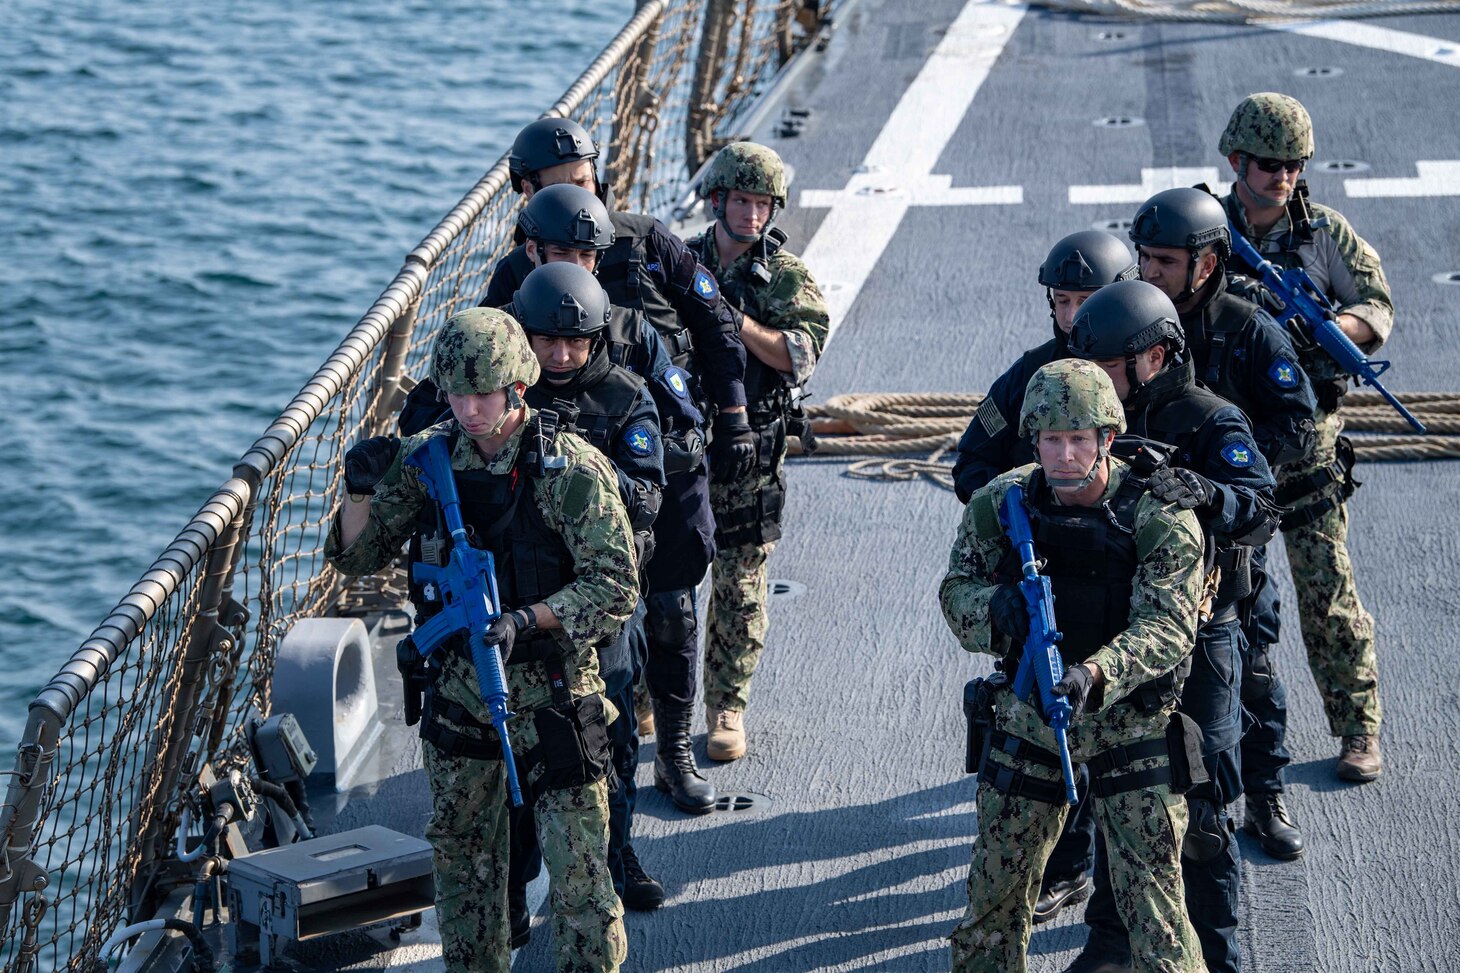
[1182,796,1230,863]
[645,589,696,646]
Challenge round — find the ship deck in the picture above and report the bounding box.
[297,2,1460,969]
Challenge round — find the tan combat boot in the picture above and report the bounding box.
[706,707,746,762]
[1336,734,1382,782]
[636,699,655,738]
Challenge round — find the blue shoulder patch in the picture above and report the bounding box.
[645,261,660,272]
[663,366,691,399]
[1268,357,1300,389]
[624,423,656,457]
[692,269,719,301]
[1221,441,1256,468]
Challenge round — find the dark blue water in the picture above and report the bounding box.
[0,0,634,749]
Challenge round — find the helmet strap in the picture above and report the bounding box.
[1038,429,1113,492]
[1124,353,1145,399]
[1238,154,1288,209]
[1172,251,1199,305]
[713,191,771,245]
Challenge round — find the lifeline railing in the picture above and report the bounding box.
[0,1,839,967]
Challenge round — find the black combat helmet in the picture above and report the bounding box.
[1038,229,1139,341]
[1068,279,1184,396]
[511,262,613,338]
[1038,230,1138,291]
[509,117,600,193]
[1130,187,1232,302]
[518,184,616,253]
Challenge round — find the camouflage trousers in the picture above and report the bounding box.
[951,697,1201,973]
[421,701,626,973]
[1278,409,1381,736]
[705,458,782,713]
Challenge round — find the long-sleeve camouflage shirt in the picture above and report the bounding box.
[1223,191,1394,383]
[690,228,831,388]
[940,460,1205,713]
[325,414,639,716]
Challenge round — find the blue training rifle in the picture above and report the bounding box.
[1227,224,1425,433]
[999,484,1079,804]
[405,435,524,807]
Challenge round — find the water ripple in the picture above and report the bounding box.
[0,0,634,751]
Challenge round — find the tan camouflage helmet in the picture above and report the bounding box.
[1019,359,1127,439]
[699,141,788,205]
[1219,92,1314,160]
[429,307,540,396]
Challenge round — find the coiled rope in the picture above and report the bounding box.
[1030,0,1460,24]
[794,390,1460,490]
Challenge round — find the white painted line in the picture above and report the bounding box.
[797,0,1028,342]
[1345,160,1460,198]
[1068,167,1230,204]
[1266,19,1460,68]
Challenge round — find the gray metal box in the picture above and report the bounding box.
[227,825,434,965]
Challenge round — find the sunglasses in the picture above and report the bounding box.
[1249,156,1307,174]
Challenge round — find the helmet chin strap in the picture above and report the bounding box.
[1239,154,1289,209]
[1045,288,1062,342]
[713,192,776,244]
[1170,252,1201,306]
[1123,354,1148,400]
[475,382,527,439]
[1044,435,1112,491]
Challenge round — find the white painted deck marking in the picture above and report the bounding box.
[1345,160,1460,198]
[1068,166,1230,204]
[1266,19,1460,68]
[798,0,1028,341]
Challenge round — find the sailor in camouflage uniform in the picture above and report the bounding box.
[688,142,830,761]
[328,307,633,973]
[942,360,1205,973]
[1219,93,1389,782]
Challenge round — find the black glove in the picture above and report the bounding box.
[344,435,401,496]
[1053,664,1096,721]
[485,608,537,663]
[988,584,1030,640]
[1147,466,1217,514]
[710,411,757,483]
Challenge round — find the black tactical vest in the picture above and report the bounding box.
[1181,282,1261,417]
[1126,373,1253,610]
[523,349,645,457]
[598,212,692,368]
[409,427,574,627]
[604,305,649,374]
[994,465,1189,710]
[1127,365,1229,471]
[996,470,1145,664]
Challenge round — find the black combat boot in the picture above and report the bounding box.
[1245,792,1305,860]
[508,883,531,949]
[1033,873,1093,925]
[620,843,666,911]
[1061,959,1133,973]
[652,701,716,814]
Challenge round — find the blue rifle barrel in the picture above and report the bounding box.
[1000,484,1080,804]
[1228,227,1425,433]
[407,436,524,806]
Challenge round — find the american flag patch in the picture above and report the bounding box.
[976,397,1006,438]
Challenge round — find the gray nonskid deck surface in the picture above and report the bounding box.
[596,3,1460,971]
[341,2,1460,970]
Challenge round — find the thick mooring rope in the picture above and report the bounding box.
[796,390,1460,490]
[1029,0,1460,24]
